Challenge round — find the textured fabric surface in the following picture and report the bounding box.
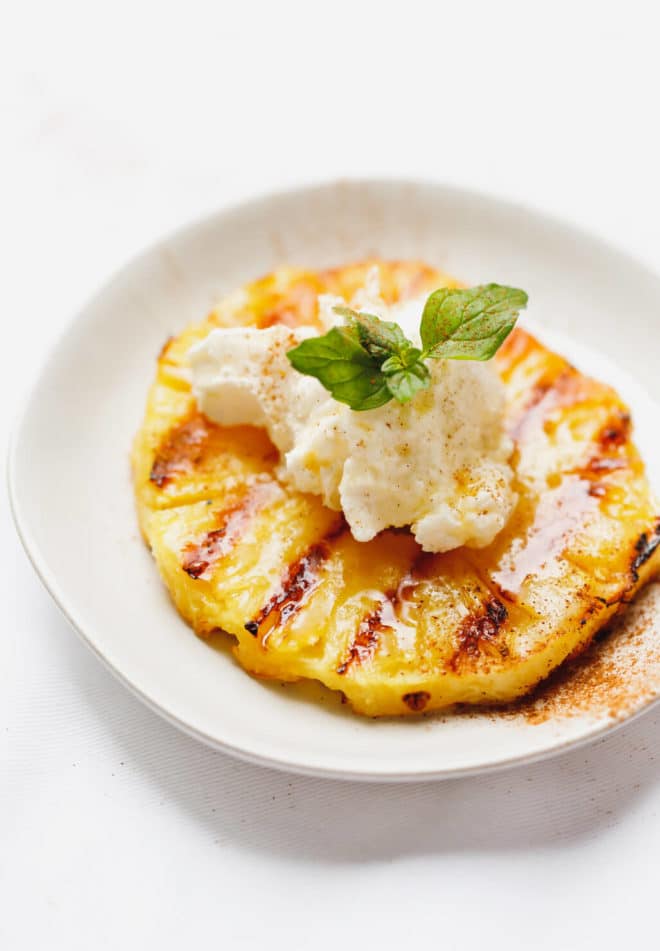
[3,3,660,947]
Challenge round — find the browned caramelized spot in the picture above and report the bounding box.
[588,483,608,498]
[566,409,633,483]
[150,413,213,488]
[403,691,431,712]
[631,521,660,582]
[181,483,276,580]
[493,477,597,596]
[450,599,508,671]
[245,529,342,641]
[598,411,631,448]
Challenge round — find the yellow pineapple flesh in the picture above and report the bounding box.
[132,260,660,715]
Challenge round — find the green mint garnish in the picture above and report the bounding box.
[420,284,529,360]
[286,283,528,411]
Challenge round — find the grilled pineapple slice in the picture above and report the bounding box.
[132,260,660,716]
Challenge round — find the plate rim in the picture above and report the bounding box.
[9,177,660,782]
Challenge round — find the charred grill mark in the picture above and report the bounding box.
[337,554,427,675]
[182,528,231,579]
[563,412,633,490]
[487,599,508,625]
[511,371,634,487]
[181,483,276,580]
[580,414,632,481]
[578,603,599,628]
[149,414,212,488]
[337,597,393,675]
[631,521,660,583]
[403,691,431,712]
[449,598,508,671]
[246,544,328,639]
[244,523,345,642]
[574,519,660,611]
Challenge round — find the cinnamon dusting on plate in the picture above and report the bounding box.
[490,581,660,724]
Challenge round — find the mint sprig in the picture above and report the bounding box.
[286,284,528,411]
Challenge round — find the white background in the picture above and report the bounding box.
[3,2,660,947]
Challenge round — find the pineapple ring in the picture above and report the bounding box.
[132,260,660,716]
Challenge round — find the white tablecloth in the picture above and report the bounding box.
[3,3,660,947]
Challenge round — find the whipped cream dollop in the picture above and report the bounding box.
[189,271,517,553]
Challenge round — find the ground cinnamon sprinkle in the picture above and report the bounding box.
[489,581,660,725]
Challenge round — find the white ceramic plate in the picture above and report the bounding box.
[10,180,660,781]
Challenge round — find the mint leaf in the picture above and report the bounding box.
[333,305,409,359]
[382,355,431,403]
[420,284,527,361]
[381,347,423,372]
[286,326,391,410]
